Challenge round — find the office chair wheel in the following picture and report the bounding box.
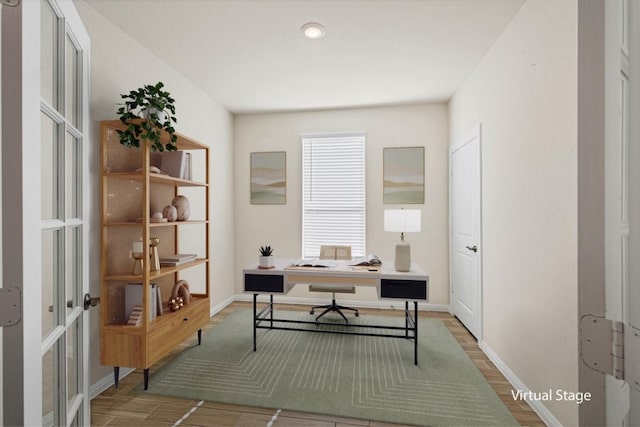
[355,312,359,317]
[310,309,315,314]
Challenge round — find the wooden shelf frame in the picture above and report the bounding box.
[99,120,211,385]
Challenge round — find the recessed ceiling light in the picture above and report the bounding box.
[301,22,325,39]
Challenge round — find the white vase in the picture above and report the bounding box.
[259,256,274,268]
[172,195,190,221]
[162,205,177,222]
[139,108,167,123]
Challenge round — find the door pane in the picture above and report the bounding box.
[42,229,60,338]
[42,345,55,426]
[65,132,79,219]
[40,0,58,106]
[65,226,79,314]
[65,36,78,127]
[66,321,78,408]
[41,112,59,220]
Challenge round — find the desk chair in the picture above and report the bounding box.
[309,245,359,323]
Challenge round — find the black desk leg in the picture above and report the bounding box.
[113,366,119,388]
[405,300,409,338]
[253,293,257,351]
[143,368,149,390]
[270,294,273,329]
[197,329,202,345]
[414,301,418,366]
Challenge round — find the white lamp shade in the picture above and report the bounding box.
[384,209,421,233]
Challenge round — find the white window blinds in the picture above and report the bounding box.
[302,133,366,258]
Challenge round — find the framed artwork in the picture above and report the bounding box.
[383,146,425,204]
[250,151,286,204]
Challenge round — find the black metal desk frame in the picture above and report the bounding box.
[252,293,420,365]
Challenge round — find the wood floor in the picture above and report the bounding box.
[91,302,546,427]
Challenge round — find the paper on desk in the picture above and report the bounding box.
[290,259,337,268]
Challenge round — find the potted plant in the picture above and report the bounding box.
[259,245,274,268]
[116,81,178,152]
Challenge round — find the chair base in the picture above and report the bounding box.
[310,296,359,323]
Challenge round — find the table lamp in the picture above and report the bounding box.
[384,209,421,272]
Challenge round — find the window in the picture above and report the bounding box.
[302,133,366,258]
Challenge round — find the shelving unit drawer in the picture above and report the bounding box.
[148,299,210,365]
[244,274,284,293]
[380,279,428,300]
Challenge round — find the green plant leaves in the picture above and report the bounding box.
[116,81,178,151]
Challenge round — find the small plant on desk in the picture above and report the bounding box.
[259,245,274,269]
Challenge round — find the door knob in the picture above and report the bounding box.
[84,293,100,310]
[465,245,478,253]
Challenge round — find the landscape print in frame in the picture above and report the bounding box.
[383,146,425,204]
[251,151,286,204]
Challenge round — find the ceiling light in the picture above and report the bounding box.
[301,22,325,39]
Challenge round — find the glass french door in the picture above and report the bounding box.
[41,0,90,425]
[2,0,90,425]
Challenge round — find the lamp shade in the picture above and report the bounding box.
[384,209,421,233]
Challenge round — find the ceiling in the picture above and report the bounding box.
[84,0,525,114]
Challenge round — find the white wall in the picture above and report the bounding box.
[74,0,235,385]
[449,0,578,425]
[234,104,449,306]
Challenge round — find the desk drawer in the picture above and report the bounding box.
[380,279,427,300]
[245,274,284,293]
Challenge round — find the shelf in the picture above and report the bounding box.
[101,296,209,333]
[103,220,208,228]
[105,258,208,281]
[104,171,207,187]
[100,119,208,150]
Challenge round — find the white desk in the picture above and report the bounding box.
[243,259,429,365]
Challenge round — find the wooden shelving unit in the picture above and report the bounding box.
[99,120,210,389]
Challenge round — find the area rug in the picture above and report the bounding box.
[140,309,518,426]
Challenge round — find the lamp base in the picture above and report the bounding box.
[394,239,411,272]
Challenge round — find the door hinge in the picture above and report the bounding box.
[0,286,22,327]
[630,325,640,392]
[580,314,624,380]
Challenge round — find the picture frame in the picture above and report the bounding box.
[383,146,425,204]
[250,151,286,204]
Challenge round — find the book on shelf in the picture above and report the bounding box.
[159,253,197,267]
[156,286,163,316]
[125,283,158,322]
[150,151,191,180]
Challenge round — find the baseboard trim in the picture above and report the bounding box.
[479,340,559,427]
[233,293,449,312]
[210,295,235,317]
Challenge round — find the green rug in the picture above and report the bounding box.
[141,309,518,426]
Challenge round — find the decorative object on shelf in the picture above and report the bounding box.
[150,211,167,223]
[383,146,425,204]
[127,304,144,326]
[172,195,190,221]
[159,253,197,267]
[168,280,191,311]
[132,241,144,275]
[384,208,421,272]
[116,82,178,152]
[250,151,286,205]
[259,245,274,269]
[162,204,178,222]
[149,237,161,271]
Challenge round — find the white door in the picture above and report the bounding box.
[450,125,482,339]
[604,0,640,424]
[1,0,91,425]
